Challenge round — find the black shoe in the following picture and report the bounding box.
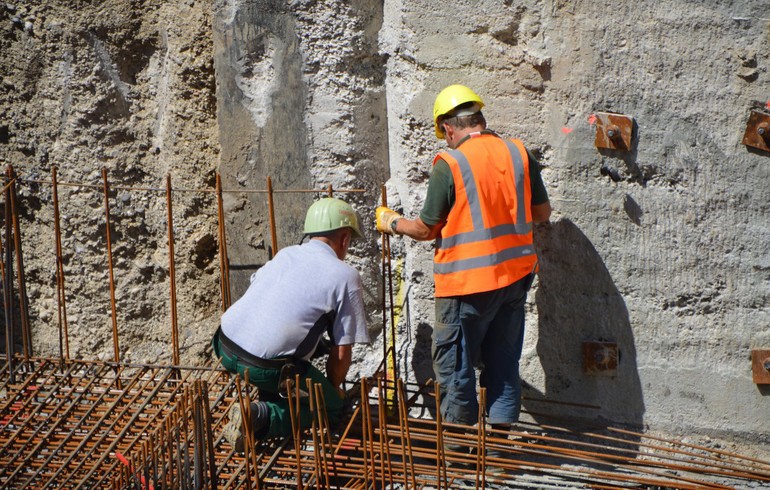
[248,401,270,439]
[444,442,477,470]
[485,447,510,474]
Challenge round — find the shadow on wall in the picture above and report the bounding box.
[410,320,438,419]
[526,218,645,434]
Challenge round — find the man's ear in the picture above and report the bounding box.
[342,229,352,250]
[443,122,454,140]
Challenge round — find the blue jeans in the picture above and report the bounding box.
[432,274,533,425]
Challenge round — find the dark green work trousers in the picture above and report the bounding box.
[212,329,344,439]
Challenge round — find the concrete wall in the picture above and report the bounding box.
[1,0,768,458]
[381,0,770,454]
[210,0,770,455]
[212,0,390,377]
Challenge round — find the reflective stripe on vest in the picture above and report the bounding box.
[433,135,536,296]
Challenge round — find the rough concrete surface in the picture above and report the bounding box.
[1,0,769,463]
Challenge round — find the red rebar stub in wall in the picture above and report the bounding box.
[751,349,770,384]
[742,110,770,153]
[583,341,618,376]
[594,112,634,151]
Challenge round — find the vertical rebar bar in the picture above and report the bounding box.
[166,175,180,367]
[306,377,322,487]
[397,378,417,489]
[215,173,231,311]
[476,387,487,489]
[235,375,254,490]
[434,381,445,490]
[3,170,15,383]
[8,167,31,359]
[286,373,304,490]
[193,384,204,488]
[380,184,397,415]
[51,166,70,361]
[313,382,334,489]
[360,377,374,487]
[266,176,278,258]
[101,168,120,365]
[201,381,218,490]
[376,375,394,487]
[381,186,398,383]
[245,370,262,489]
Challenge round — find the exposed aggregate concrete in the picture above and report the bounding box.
[0,0,768,462]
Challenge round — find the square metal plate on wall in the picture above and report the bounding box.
[583,341,618,376]
[751,349,770,384]
[742,110,770,153]
[594,112,634,151]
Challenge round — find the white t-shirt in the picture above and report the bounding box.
[221,239,370,361]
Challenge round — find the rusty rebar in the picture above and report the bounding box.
[3,171,15,382]
[101,168,120,366]
[51,166,70,361]
[2,172,14,383]
[15,363,148,487]
[166,174,180,366]
[3,167,770,489]
[235,373,255,490]
[475,387,487,489]
[18,175,366,195]
[215,173,231,311]
[266,176,278,257]
[66,367,180,489]
[285,373,304,490]
[8,167,31,359]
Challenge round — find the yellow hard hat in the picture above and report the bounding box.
[432,85,484,139]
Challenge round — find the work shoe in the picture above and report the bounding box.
[485,424,514,474]
[485,446,511,474]
[444,442,477,470]
[222,401,271,452]
[248,401,271,439]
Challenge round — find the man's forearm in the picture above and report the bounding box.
[326,345,352,388]
[532,201,552,223]
[394,217,443,241]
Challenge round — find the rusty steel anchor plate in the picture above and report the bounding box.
[594,112,634,151]
[742,110,770,152]
[583,341,618,376]
[752,349,770,384]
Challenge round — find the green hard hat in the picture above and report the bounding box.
[303,197,363,238]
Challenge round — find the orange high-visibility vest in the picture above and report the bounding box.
[433,133,537,297]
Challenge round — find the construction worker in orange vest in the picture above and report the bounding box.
[376,85,551,442]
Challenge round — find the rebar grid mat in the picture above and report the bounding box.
[0,357,244,489]
[2,168,770,488]
[3,358,770,489]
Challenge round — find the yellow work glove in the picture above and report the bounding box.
[376,206,402,235]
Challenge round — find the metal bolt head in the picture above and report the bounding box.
[764,358,770,372]
[758,123,769,137]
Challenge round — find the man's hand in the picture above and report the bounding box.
[376,206,402,235]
